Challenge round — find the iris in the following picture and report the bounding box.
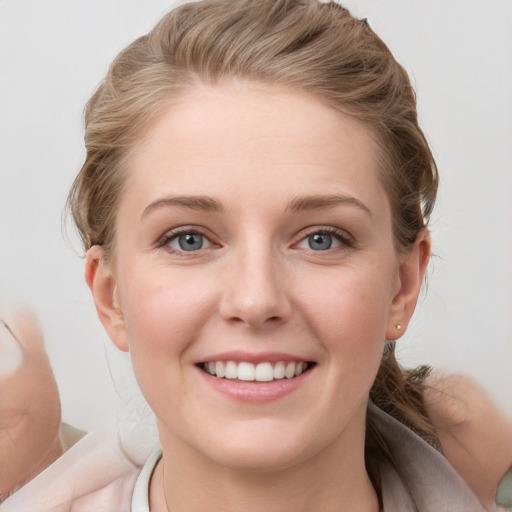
[308,233,332,251]
[178,233,204,251]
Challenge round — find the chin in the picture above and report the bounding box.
[211,444,307,474]
[194,421,327,474]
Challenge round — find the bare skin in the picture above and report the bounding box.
[86,84,403,512]
[1,310,510,509]
[2,86,511,509]
[0,311,85,503]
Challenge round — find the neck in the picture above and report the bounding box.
[150,424,379,512]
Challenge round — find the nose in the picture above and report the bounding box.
[219,243,292,329]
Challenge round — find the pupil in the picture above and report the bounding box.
[178,233,203,251]
[309,233,332,250]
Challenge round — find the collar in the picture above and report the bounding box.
[131,449,162,512]
[130,406,486,512]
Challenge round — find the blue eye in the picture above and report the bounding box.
[308,233,333,251]
[176,233,204,251]
[159,228,214,254]
[295,229,351,252]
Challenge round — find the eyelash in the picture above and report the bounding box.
[157,227,216,255]
[295,226,355,252]
[156,226,354,255]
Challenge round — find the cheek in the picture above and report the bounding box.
[298,265,395,383]
[302,265,395,341]
[121,262,208,334]
[117,266,217,382]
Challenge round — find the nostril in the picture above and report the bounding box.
[246,315,282,328]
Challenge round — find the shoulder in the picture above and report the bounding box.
[370,401,487,512]
[424,373,512,509]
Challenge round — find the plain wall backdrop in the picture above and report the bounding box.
[1,0,511,431]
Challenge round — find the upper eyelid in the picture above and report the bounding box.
[157,229,217,256]
[291,228,356,254]
[156,225,354,249]
[158,226,215,242]
[293,226,353,243]
[167,227,203,236]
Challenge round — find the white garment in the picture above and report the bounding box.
[0,405,487,512]
[131,450,161,512]
[369,403,486,511]
[0,429,142,512]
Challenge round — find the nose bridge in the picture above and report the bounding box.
[220,232,290,327]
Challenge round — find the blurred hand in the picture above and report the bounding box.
[0,310,63,501]
[425,373,512,511]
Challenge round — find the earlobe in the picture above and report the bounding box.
[386,229,431,340]
[85,246,129,352]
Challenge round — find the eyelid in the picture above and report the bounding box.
[156,226,219,254]
[155,225,354,255]
[292,226,355,250]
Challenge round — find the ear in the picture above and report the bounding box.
[84,246,129,352]
[386,229,431,340]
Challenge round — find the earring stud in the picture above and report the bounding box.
[395,323,402,330]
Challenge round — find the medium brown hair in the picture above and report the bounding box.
[68,0,439,488]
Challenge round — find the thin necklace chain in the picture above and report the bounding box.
[162,462,172,512]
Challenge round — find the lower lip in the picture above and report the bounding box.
[197,367,313,403]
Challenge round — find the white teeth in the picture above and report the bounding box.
[284,362,296,379]
[215,361,226,378]
[255,362,273,382]
[203,360,310,381]
[225,360,238,379]
[237,362,255,381]
[273,361,285,379]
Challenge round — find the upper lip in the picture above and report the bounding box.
[196,351,313,364]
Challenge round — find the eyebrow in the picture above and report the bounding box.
[141,193,371,218]
[142,195,222,218]
[286,194,372,216]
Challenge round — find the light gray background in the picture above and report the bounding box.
[1,0,511,431]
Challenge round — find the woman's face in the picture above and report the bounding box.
[88,81,426,472]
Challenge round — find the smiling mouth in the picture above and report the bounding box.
[199,361,315,382]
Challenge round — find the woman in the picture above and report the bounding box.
[0,1,510,511]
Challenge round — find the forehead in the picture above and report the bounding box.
[124,81,388,214]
